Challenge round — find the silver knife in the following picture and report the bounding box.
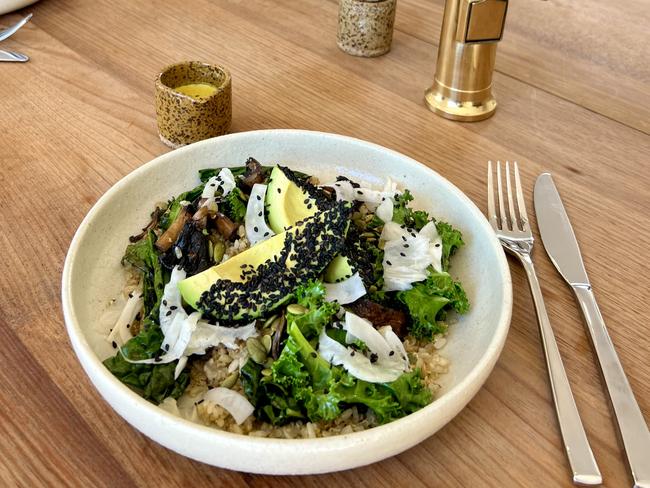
[535,173,650,488]
[0,50,29,62]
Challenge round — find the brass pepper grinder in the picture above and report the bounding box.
[425,0,508,121]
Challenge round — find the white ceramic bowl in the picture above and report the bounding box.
[62,129,511,474]
[0,0,39,16]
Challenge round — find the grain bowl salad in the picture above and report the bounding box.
[103,158,469,438]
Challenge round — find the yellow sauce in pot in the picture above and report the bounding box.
[174,83,217,100]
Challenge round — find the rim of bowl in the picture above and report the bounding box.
[61,129,512,452]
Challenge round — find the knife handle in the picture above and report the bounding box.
[573,285,650,488]
[520,256,602,485]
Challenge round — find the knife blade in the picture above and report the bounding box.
[534,173,650,488]
[0,50,29,62]
[534,174,589,286]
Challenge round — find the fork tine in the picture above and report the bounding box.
[487,161,498,229]
[505,161,518,230]
[496,161,508,230]
[514,161,529,231]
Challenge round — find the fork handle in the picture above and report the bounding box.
[572,285,650,488]
[520,255,602,485]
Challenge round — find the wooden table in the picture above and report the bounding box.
[1,0,648,486]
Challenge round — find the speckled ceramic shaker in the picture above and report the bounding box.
[337,0,397,57]
[155,61,232,149]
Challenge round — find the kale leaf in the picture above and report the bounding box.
[290,280,339,339]
[221,187,248,222]
[397,270,469,340]
[241,283,431,425]
[436,221,464,271]
[392,190,430,230]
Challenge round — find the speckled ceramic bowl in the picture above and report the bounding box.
[62,130,512,475]
[155,61,232,149]
[337,0,397,57]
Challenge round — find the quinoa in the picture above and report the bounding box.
[170,332,450,439]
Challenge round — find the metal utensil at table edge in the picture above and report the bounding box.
[487,161,602,485]
[0,13,32,43]
[534,173,650,488]
[0,50,28,62]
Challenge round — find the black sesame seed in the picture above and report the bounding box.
[356,190,363,195]
[196,399,204,405]
[154,357,162,363]
[350,350,356,356]
[277,188,281,194]
[256,195,261,201]
[165,344,170,351]
[126,323,130,328]
[210,183,216,187]
[386,260,392,266]
[128,291,133,298]
[370,353,378,363]
[254,226,259,232]
[166,310,172,316]
[400,252,406,257]
[435,243,441,247]
[170,306,178,310]
[404,243,409,248]
[401,236,407,241]
[389,350,395,356]
[310,352,317,358]
[264,232,270,237]
[111,341,117,349]
[258,211,263,217]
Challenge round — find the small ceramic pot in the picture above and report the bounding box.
[337,0,397,57]
[155,61,232,148]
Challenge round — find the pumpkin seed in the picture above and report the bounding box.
[287,304,308,315]
[272,314,285,332]
[361,232,375,239]
[262,314,278,330]
[220,371,239,389]
[212,241,226,263]
[246,337,267,364]
[369,285,378,293]
[261,334,272,352]
[261,368,272,377]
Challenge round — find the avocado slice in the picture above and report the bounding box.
[323,255,354,283]
[266,166,319,233]
[178,202,351,322]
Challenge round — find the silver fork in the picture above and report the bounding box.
[487,161,602,485]
[0,13,32,43]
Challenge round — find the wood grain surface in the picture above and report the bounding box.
[1,0,648,486]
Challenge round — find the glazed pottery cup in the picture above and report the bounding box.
[155,61,232,148]
[337,0,397,57]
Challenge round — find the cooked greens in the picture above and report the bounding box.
[240,282,431,425]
